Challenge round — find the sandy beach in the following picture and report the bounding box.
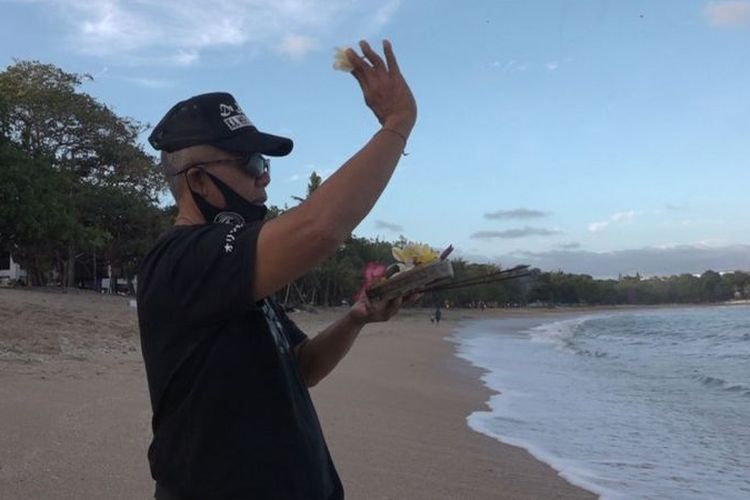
[0,288,595,499]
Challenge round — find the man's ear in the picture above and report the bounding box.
[185,168,226,208]
[185,168,208,197]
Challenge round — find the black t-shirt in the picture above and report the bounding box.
[137,222,343,499]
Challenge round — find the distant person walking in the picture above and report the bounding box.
[434,305,442,325]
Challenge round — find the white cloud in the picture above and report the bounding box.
[276,33,318,59]
[705,1,750,27]
[588,221,610,233]
[589,210,640,233]
[172,50,200,66]
[492,59,523,73]
[368,0,401,33]
[611,210,637,222]
[491,59,562,74]
[120,76,175,88]
[695,238,726,247]
[12,0,398,65]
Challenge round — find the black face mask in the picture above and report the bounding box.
[188,171,267,225]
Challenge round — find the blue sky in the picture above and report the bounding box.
[2,0,749,276]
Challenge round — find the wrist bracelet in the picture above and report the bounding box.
[379,127,409,156]
[381,126,407,144]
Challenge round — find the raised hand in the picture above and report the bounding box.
[346,40,417,139]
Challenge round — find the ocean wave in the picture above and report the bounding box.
[526,316,612,358]
[692,374,750,397]
[465,414,621,500]
[455,307,750,500]
[526,317,589,348]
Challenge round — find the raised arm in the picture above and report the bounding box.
[253,40,417,301]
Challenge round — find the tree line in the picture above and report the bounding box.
[0,60,170,288]
[2,60,748,307]
[520,269,750,307]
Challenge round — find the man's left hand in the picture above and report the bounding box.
[348,292,422,325]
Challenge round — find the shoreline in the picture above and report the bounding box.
[448,312,608,499]
[0,288,600,499]
[310,306,599,499]
[448,303,750,500]
[444,314,608,498]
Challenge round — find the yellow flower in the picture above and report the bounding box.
[392,244,439,268]
[333,47,354,72]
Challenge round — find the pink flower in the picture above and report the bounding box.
[355,262,387,301]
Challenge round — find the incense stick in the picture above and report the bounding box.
[419,265,531,294]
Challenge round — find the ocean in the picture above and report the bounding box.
[453,306,750,500]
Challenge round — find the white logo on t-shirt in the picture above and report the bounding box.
[222,223,244,254]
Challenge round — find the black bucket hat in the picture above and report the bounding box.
[148,92,293,156]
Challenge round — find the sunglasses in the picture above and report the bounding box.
[171,153,270,178]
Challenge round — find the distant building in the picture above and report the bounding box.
[0,252,27,285]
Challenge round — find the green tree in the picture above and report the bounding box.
[0,60,164,286]
[76,184,173,289]
[306,171,322,197]
[0,138,79,284]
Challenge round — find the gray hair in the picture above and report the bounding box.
[160,150,190,200]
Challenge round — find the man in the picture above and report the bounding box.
[137,40,416,499]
